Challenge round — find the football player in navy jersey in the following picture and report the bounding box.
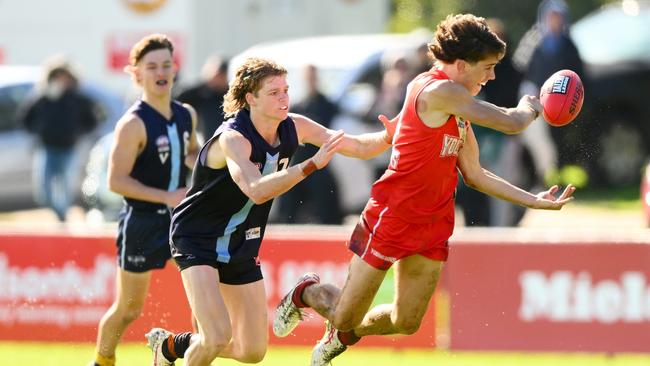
[90,34,199,366]
[144,57,394,366]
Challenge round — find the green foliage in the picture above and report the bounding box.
[545,164,589,189]
[389,0,618,45]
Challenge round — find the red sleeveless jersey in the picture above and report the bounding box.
[367,69,469,224]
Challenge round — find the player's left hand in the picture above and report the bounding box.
[378,113,399,144]
[533,184,576,210]
[311,129,344,169]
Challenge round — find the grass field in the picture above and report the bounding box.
[4,342,650,366]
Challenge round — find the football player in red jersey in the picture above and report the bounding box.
[274,14,576,366]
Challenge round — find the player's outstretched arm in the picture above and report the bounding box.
[428,80,540,134]
[218,129,343,204]
[458,126,575,210]
[292,113,391,160]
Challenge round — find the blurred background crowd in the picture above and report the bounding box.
[1,0,648,226]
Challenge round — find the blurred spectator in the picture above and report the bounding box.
[328,83,378,216]
[370,52,411,122]
[275,64,343,224]
[176,54,229,144]
[513,0,584,182]
[413,43,433,76]
[456,18,526,226]
[18,55,99,221]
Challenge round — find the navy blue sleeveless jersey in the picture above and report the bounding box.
[170,109,299,264]
[125,100,193,211]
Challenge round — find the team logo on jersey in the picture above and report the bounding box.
[156,135,170,164]
[456,117,467,142]
[440,134,463,157]
[389,149,400,169]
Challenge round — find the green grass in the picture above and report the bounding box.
[3,342,650,366]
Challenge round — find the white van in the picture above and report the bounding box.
[229,31,432,215]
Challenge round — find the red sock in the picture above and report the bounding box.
[291,279,318,308]
[337,329,361,346]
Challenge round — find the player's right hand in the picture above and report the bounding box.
[312,130,344,169]
[166,187,188,207]
[518,95,542,120]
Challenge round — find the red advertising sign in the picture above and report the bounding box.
[448,241,650,353]
[0,233,188,342]
[0,228,436,348]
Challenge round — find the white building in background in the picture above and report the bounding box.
[0,0,389,93]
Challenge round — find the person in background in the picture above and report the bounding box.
[90,33,199,366]
[177,54,229,144]
[19,55,99,221]
[276,64,343,224]
[413,43,433,76]
[513,0,584,185]
[370,53,411,127]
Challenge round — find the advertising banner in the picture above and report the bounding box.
[448,241,650,353]
[0,228,436,348]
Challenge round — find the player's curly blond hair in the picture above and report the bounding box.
[223,57,287,117]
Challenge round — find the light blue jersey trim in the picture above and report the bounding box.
[167,123,181,191]
[215,152,279,263]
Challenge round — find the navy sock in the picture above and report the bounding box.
[161,332,192,360]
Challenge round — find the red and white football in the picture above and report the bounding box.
[540,69,584,126]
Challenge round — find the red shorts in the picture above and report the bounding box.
[348,205,453,270]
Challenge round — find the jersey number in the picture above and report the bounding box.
[278,157,289,171]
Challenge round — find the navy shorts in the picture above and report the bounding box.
[171,237,263,285]
[116,205,172,273]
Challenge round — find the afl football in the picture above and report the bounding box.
[540,69,584,126]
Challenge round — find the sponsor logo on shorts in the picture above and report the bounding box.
[127,255,146,264]
[370,248,396,263]
[551,76,570,94]
[245,227,261,240]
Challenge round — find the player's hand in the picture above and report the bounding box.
[311,130,344,169]
[378,113,399,143]
[166,187,188,207]
[532,184,576,210]
[518,95,542,121]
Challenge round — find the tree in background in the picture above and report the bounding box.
[389,0,615,45]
